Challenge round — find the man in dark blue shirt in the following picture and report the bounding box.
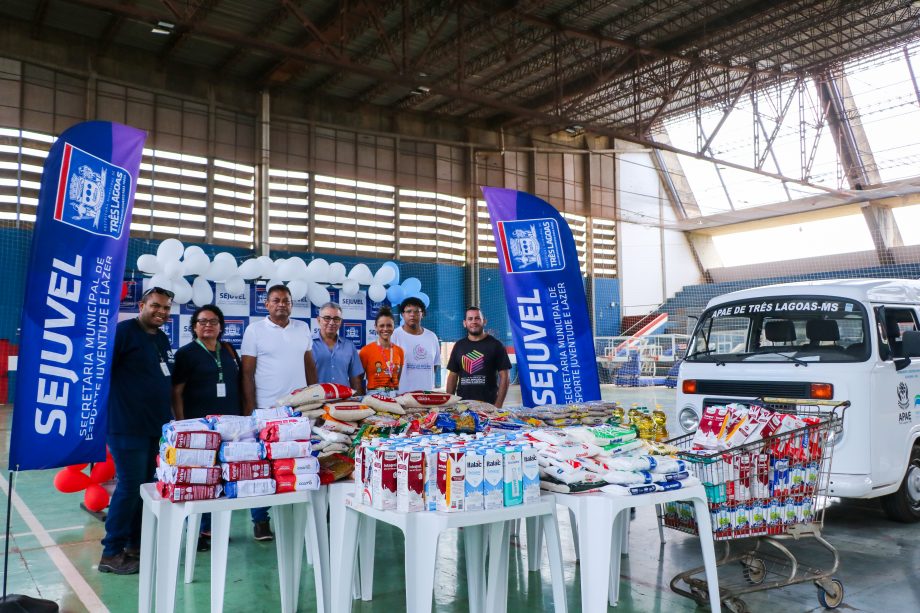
[99,286,174,575]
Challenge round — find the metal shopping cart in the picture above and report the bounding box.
[661,398,849,613]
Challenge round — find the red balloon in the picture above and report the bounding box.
[68,464,89,471]
[121,282,129,301]
[90,459,115,484]
[83,483,110,512]
[53,468,92,493]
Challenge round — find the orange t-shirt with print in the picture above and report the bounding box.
[359,342,404,391]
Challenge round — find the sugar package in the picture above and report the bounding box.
[218,441,265,462]
[156,464,221,485]
[160,446,217,467]
[163,430,222,450]
[275,473,321,493]
[224,478,276,498]
[264,440,313,460]
[272,456,320,476]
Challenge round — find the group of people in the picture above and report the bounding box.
[98,282,511,576]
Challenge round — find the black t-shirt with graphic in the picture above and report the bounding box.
[446,335,512,404]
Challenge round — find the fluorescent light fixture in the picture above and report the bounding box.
[564,124,584,135]
[151,27,171,35]
[157,21,175,29]
[151,20,175,34]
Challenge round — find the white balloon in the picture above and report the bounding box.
[163,259,183,279]
[257,255,275,279]
[205,259,236,283]
[276,258,299,281]
[184,245,206,261]
[368,283,387,303]
[328,262,347,284]
[147,273,170,293]
[192,276,213,306]
[267,278,283,291]
[137,254,161,275]
[373,265,396,286]
[238,258,262,280]
[214,252,236,266]
[347,263,374,286]
[307,282,330,307]
[183,250,211,276]
[287,279,308,301]
[172,276,193,304]
[225,275,246,296]
[341,278,360,297]
[307,259,330,284]
[157,238,184,262]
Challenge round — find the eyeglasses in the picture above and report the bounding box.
[196,319,220,327]
[142,286,175,299]
[319,316,343,323]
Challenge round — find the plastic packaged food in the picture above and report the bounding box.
[156,464,221,485]
[221,460,272,482]
[224,478,276,498]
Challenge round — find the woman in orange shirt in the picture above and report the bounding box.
[359,307,404,395]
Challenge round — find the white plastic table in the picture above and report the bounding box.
[138,483,326,613]
[551,483,721,612]
[332,494,568,613]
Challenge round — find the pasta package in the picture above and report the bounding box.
[163,430,222,450]
[157,482,222,502]
[274,383,354,407]
[326,402,374,422]
[156,465,222,485]
[275,473,321,493]
[396,391,460,409]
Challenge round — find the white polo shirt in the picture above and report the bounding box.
[241,316,313,408]
[392,326,440,393]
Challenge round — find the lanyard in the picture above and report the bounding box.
[137,318,170,365]
[196,339,224,383]
[379,343,397,385]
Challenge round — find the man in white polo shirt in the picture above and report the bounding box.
[241,284,317,541]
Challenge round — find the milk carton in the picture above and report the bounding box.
[501,446,523,507]
[371,448,397,510]
[423,445,440,511]
[464,448,485,512]
[482,447,504,510]
[396,449,425,513]
[522,446,540,504]
[354,443,365,498]
[437,448,466,512]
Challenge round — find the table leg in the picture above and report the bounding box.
[358,518,376,600]
[608,508,627,606]
[138,502,157,613]
[525,516,543,572]
[274,503,295,613]
[540,511,568,613]
[485,521,511,613]
[209,510,232,613]
[305,494,330,613]
[576,500,613,613]
[462,525,485,613]
[333,507,360,613]
[691,497,722,613]
[567,508,579,561]
[154,504,186,613]
[655,503,666,544]
[291,501,309,612]
[403,519,439,613]
[184,513,201,584]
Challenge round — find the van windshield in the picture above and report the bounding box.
[686,296,869,363]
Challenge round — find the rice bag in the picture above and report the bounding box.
[156,464,221,485]
[363,394,405,414]
[264,440,313,460]
[159,446,217,467]
[396,391,460,409]
[272,456,320,476]
[163,418,212,435]
[259,417,314,442]
[221,460,272,481]
[157,482,222,502]
[326,402,374,422]
[316,443,349,457]
[212,415,259,442]
[224,478,276,498]
[275,473,321,493]
[275,383,354,407]
[253,406,296,421]
[218,441,266,462]
[162,430,222,450]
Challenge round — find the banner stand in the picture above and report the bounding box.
[2,469,12,599]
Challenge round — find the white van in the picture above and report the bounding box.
[676,279,920,522]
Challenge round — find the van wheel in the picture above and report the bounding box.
[881,447,920,523]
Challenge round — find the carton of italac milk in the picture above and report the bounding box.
[464,447,485,511]
[371,448,397,510]
[437,448,466,512]
[423,445,440,511]
[522,446,540,504]
[396,449,425,513]
[483,447,504,510]
[502,446,524,507]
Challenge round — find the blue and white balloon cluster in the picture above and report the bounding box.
[136,239,429,308]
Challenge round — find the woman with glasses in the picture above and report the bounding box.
[359,306,404,395]
[171,304,242,551]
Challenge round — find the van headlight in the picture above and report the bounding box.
[679,405,700,432]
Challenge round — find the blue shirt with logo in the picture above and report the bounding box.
[313,335,364,387]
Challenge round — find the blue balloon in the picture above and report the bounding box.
[401,277,422,296]
[381,261,400,286]
[415,291,430,309]
[386,285,405,305]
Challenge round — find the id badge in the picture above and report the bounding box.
[216,383,227,398]
[160,362,170,376]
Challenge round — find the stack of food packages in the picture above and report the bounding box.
[510,402,670,442]
[525,425,695,496]
[353,431,541,513]
[661,402,825,540]
[156,420,223,502]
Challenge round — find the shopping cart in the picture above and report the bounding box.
[661,398,849,613]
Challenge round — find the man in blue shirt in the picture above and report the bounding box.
[99,286,174,575]
[312,302,365,393]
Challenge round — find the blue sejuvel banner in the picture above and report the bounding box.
[10,122,145,470]
[482,187,601,408]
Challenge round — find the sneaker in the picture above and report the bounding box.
[253,520,274,542]
[98,552,139,575]
[197,535,211,552]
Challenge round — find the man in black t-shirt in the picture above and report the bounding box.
[99,286,175,575]
[446,306,512,407]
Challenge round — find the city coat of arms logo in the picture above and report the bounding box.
[496,218,566,274]
[53,143,131,239]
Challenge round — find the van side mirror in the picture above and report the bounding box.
[902,330,920,357]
